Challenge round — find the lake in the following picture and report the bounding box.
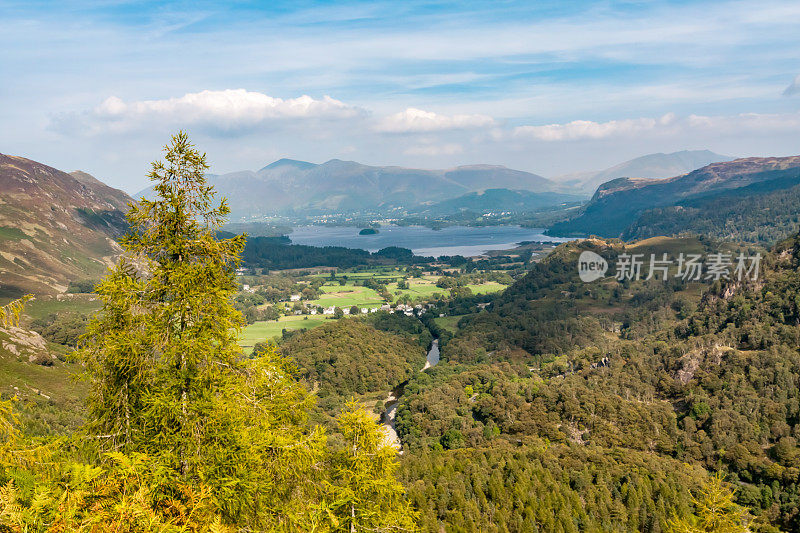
[288,225,570,257]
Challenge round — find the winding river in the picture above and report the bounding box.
[382,339,439,451]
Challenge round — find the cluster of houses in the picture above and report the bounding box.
[292,301,435,317]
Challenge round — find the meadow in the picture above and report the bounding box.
[308,284,385,308]
[239,315,331,353]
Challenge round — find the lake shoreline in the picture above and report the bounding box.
[287,224,570,258]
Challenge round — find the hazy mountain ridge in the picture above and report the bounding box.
[556,150,733,194]
[137,159,560,220]
[416,188,584,217]
[548,155,800,238]
[0,154,132,297]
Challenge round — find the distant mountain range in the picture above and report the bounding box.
[554,150,733,194]
[3,147,781,301]
[137,159,564,220]
[548,155,800,239]
[135,150,735,220]
[415,188,584,217]
[0,154,131,297]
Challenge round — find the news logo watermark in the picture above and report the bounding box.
[578,251,761,282]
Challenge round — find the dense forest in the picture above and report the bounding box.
[238,234,431,270]
[622,176,800,244]
[387,235,800,531]
[279,319,426,424]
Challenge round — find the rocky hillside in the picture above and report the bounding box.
[0,154,132,298]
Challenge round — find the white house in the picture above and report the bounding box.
[290,294,301,302]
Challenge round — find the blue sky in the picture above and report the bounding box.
[2,0,800,192]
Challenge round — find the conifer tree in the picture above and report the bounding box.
[668,473,751,533]
[0,294,33,328]
[327,400,418,532]
[2,133,419,531]
[78,133,246,478]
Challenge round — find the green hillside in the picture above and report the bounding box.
[548,156,800,239]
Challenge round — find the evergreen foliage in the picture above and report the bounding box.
[0,133,417,532]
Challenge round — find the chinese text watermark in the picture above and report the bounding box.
[578,250,760,283]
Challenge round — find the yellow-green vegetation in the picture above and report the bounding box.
[0,295,33,328]
[668,473,751,532]
[239,314,329,353]
[0,133,417,531]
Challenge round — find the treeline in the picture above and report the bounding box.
[237,235,431,270]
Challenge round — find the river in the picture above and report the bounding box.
[381,339,439,451]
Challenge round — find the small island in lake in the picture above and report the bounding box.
[359,227,379,235]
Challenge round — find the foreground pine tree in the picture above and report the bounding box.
[0,133,417,531]
[79,131,248,473]
[668,473,751,533]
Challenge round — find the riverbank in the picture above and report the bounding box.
[381,339,439,451]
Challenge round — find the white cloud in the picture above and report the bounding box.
[376,107,495,133]
[512,114,677,141]
[686,111,800,133]
[403,143,464,156]
[505,110,800,144]
[783,74,800,96]
[54,89,364,135]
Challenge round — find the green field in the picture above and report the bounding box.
[466,281,505,295]
[386,277,447,301]
[387,278,505,301]
[433,315,465,334]
[239,315,331,353]
[308,283,385,308]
